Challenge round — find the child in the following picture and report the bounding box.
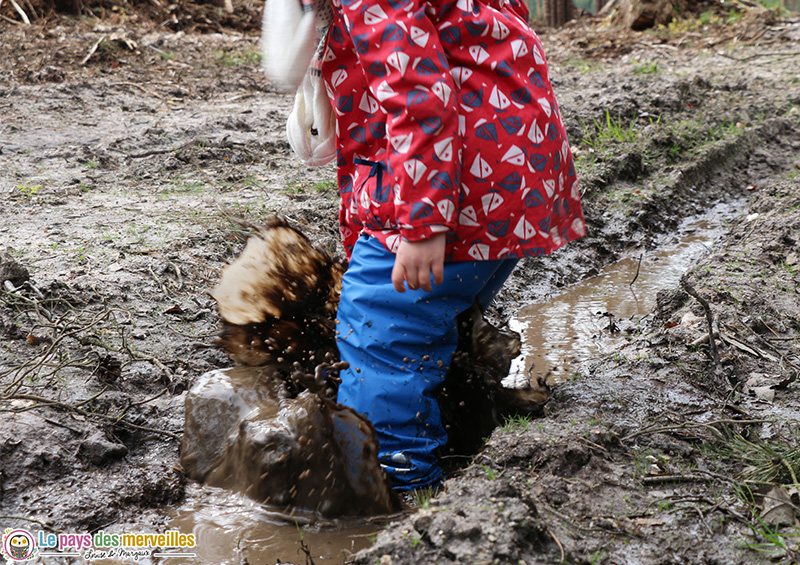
[271,0,586,491]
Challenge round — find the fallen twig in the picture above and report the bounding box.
[30,413,84,434]
[0,309,115,398]
[642,474,711,485]
[622,418,770,443]
[74,386,108,408]
[120,329,175,383]
[680,275,720,367]
[130,387,170,407]
[629,253,643,286]
[0,516,59,532]
[715,49,800,62]
[0,13,22,24]
[169,261,184,291]
[80,35,106,66]
[719,331,779,362]
[148,264,168,295]
[6,393,180,440]
[125,138,195,159]
[546,527,565,563]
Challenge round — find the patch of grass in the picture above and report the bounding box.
[632,60,659,75]
[561,56,603,74]
[282,182,304,197]
[739,517,800,563]
[281,178,338,196]
[752,0,790,17]
[581,109,638,152]
[503,413,533,432]
[704,427,800,486]
[650,115,747,165]
[313,179,338,192]
[481,464,503,480]
[15,183,41,199]
[726,7,743,25]
[161,178,209,198]
[410,486,438,509]
[588,548,606,564]
[698,9,715,26]
[212,47,262,67]
[632,449,653,480]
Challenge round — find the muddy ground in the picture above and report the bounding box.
[1,3,800,564]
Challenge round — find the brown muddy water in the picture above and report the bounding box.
[166,486,385,564]
[144,201,745,565]
[506,200,747,387]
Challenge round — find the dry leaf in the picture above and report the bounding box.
[760,486,799,527]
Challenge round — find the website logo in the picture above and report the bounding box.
[1,528,38,562]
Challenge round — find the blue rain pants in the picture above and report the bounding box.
[336,235,519,491]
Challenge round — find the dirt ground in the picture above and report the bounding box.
[1,2,800,564]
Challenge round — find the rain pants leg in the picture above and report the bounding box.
[336,235,518,490]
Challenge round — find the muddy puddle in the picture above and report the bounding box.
[507,199,748,386]
[94,486,385,565]
[165,486,383,565]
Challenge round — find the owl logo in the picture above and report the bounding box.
[1,528,37,562]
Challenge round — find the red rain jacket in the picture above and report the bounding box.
[321,0,586,261]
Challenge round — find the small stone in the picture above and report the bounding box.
[78,431,128,466]
[0,250,30,286]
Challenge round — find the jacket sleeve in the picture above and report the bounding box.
[339,0,462,242]
[506,0,530,23]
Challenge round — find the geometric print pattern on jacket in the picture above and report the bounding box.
[321,0,586,261]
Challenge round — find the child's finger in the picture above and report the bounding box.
[431,259,444,287]
[391,262,407,293]
[418,267,433,292]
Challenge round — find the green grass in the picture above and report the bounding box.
[410,486,438,509]
[211,48,262,67]
[632,61,659,75]
[738,517,800,563]
[281,178,338,196]
[503,413,533,432]
[15,183,41,199]
[561,56,604,74]
[581,109,638,152]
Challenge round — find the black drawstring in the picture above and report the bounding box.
[353,158,384,195]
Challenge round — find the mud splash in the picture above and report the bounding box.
[507,200,747,385]
[180,366,399,517]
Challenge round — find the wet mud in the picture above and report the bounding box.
[1,6,800,565]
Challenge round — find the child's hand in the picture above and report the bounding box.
[392,234,446,293]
